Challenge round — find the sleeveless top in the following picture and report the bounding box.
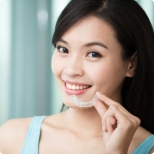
[21,116,154,154]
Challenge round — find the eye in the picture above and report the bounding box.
[56,46,68,54]
[86,51,102,58]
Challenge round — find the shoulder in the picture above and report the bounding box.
[40,112,68,139]
[43,111,67,128]
[42,111,66,125]
[128,126,153,154]
[0,117,33,154]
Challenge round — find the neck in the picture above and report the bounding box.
[64,107,103,138]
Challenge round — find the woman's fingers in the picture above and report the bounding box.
[94,97,117,132]
[94,92,141,153]
[94,92,140,136]
[108,116,117,125]
[94,99,107,119]
[96,92,138,119]
[103,105,140,133]
[96,92,126,111]
[103,105,125,127]
[96,91,114,107]
[106,117,114,134]
[103,116,116,133]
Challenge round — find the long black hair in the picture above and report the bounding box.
[52,0,154,134]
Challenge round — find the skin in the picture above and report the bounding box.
[0,16,153,154]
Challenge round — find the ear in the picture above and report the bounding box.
[126,52,137,77]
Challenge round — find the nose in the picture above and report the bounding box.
[63,57,84,77]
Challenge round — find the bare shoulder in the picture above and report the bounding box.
[128,126,152,154]
[139,128,154,154]
[0,117,33,154]
[44,111,67,128]
[40,112,68,141]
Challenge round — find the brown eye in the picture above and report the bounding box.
[57,46,68,54]
[87,51,102,58]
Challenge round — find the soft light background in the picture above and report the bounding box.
[0,0,154,124]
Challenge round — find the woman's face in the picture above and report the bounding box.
[52,16,132,108]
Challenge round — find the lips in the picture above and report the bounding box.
[63,80,92,95]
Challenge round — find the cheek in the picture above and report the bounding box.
[84,62,107,85]
[51,53,63,77]
[90,66,109,85]
[84,59,126,87]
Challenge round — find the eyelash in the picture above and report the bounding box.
[56,45,102,58]
[56,46,68,54]
[86,51,102,58]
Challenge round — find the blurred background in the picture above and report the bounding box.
[0,0,154,125]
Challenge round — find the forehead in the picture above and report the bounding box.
[60,16,121,50]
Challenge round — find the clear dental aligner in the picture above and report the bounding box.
[70,94,98,107]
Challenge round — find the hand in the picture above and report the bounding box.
[94,92,140,154]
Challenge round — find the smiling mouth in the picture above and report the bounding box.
[65,83,92,90]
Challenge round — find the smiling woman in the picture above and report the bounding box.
[0,0,154,154]
[52,16,132,110]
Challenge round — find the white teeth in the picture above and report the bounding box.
[66,83,90,90]
[80,86,83,89]
[76,85,79,90]
[67,83,71,89]
[72,85,75,90]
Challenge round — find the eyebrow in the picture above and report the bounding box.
[85,42,108,49]
[58,39,108,49]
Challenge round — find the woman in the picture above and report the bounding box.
[0,0,154,153]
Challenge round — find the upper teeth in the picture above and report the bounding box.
[66,83,89,90]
